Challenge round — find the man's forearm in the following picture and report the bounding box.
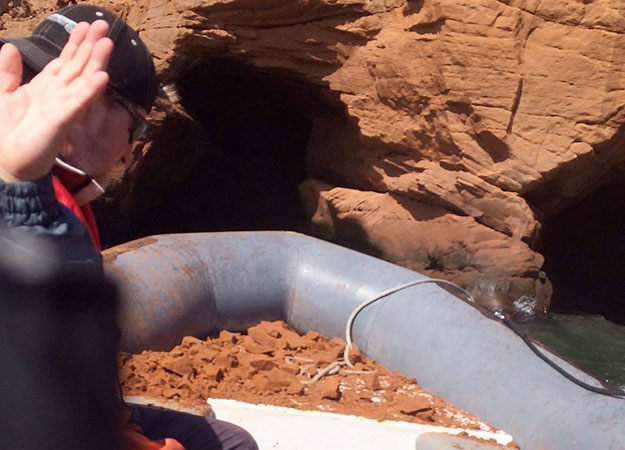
[0,174,101,266]
[0,175,61,226]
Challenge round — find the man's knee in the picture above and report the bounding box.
[131,404,258,450]
[207,417,259,450]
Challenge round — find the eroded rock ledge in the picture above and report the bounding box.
[4,0,625,317]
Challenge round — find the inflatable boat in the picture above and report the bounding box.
[104,231,625,450]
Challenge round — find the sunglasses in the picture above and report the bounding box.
[108,89,149,142]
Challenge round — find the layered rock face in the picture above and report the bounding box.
[4,0,625,316]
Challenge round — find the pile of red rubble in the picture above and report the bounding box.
[119,320,500,431]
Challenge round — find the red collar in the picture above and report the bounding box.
[51,174,102,253]
[52,164,91,194]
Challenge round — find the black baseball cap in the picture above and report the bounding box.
[0,4,157,112]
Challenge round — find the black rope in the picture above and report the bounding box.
[492,311,625,399]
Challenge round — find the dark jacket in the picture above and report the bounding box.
[0,174,101,267]
[0,173,186,450]
[0,174,121,450]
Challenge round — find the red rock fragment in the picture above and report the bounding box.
[239,365,259,380]
[396,396,432,416]
[310,350,338,366]
[317,378,341,401]
[309,341,326,351]
[262,321,283,338]
[228,372,243,383]
[160,356,192,377]
[417,410,435,422]
[280,363,299,375]
[361,372,381,391]
[267,368,294,389]
[176,380,193,394]
[213,349,238,369]
[346,344,364,364]
[303,331,321,341]
[328,337,345,350]
[286,380,305,395]
[251,367,296,393]
[251,373,270,392]
[218,330,239,344]
[279,328,308,350]
[201,365,224,383]
[243,342,272,355]
[238,353,276,372]
[162,387,179,399]
[271,348,288,361]
[247,325,278,349]
[234,335,252,346]
[351,362,367,371]
[181,335,205,348]
[195,347,219,363]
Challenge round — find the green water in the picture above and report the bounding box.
[522,313,625,388]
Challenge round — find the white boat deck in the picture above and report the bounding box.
[126,396,514,450]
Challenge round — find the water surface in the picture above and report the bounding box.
[522,312,625,388]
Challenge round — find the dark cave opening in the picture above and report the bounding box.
[96,59,342,247]
[541,180,625,325]
[166,59,313,233]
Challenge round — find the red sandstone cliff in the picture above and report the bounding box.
[4,0,625,315]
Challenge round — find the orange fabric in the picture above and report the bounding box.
[51,176,101,252]
[52,174,185,450]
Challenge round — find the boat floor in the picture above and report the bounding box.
[126,396,515,449]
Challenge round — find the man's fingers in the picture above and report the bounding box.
[83,20,109,44]
[59,20,108,62]
[0,43,23,94]
[56,39,95,85]
[57,21,110,86]
[58,22,89,61]
[83,38,113,76]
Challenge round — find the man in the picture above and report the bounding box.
[0,4,257,450]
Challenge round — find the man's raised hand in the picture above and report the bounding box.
[0,21,112,182]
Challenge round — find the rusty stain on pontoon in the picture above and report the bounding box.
[102,236,158,263]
